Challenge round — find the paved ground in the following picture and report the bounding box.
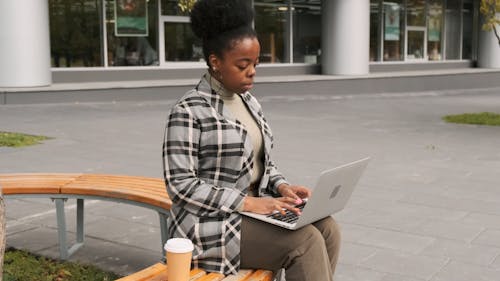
[1,84,500,280]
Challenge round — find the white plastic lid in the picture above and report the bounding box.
[164,238,194,253]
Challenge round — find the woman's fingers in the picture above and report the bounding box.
[274,197,302,215]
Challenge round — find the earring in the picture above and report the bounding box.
[212,67,222,81]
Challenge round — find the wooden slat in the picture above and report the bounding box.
[145,267,207,281]
[243,270,274,281]
[190,268,207,280]
[220,270,254,281]
[115,266,273,281]
[115,263,167,281]
[60,174,172,209]
[0,173,81,195]
[194,272,226,281]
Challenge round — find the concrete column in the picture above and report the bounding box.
[322,0,370,75]
[478,13,500,68]
[0,1,52,87]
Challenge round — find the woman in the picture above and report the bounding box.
[162,1,341,280]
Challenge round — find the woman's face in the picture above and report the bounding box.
[211,37,260,94]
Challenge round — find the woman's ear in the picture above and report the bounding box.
[209,54,221,72]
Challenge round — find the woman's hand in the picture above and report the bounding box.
[242,196,301,215]
[277,184,311,203]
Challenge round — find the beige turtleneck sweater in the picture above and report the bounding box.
[207,73,264,188]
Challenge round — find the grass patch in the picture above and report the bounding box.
[0,131,51,147]
[442,112,500,126]
[3,248,121,281]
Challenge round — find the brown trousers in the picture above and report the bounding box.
[240,216,341,281]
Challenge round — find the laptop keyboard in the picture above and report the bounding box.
[267,201,307,224]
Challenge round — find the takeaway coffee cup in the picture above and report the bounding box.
[164,238,194,281]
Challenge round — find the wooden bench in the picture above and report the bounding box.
[115,262,274,281]
[0,173,277,281]
[0,173,171,260]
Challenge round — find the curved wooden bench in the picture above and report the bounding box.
[115,262,274,281]
[0,173,172,260]
[1,173,277,281]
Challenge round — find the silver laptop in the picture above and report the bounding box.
[240,157,370,230]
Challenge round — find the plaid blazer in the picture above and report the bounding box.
[162,74,288,275]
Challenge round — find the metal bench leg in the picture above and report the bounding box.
[54,198,69,260]
[54,198,85,260]
[158,212,169,262]
[76,198,84,243]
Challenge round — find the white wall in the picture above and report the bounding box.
[478,13,500,68]
[322,0,370,75]
[0,1,52,87]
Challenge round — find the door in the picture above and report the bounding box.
[405,0,427,61]
[406,27,427,60]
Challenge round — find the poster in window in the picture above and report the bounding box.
[428,16,441,42]
[384,5,400,41]
[115,0,148,36]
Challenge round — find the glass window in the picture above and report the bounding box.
[49,0,103,67]
[407,0,426,26]
[106,0,159,66]
[255,1,288,63]
[407,30,425,59]
[293,1,321,63]
[370,0,381,61]
[164,22,203,61]
[445,0,461,59]
[383,1,404,61]
[462,0,473,59]
[161,0,193,16]
[427,0,443,60]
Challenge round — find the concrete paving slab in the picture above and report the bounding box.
[36,236,160,276]
[491,255,500,270]
[338,242,378,265]
[84,216,162,252]
[472,229,500,248]
[379,274,425,281]
[410,220,485,242]
[430,261,500,281]
[6,223,39,236]
[360,250,449,280]
[418,238,500,266]
[400,192,500,216]
[356,228,435,254]
[4,198,55,219]
[37,210,107,232]
[393,203,468,222]
[7,226,60,252]
[351,185,409,201]
[339,223,377,243]
[335,264,386,281]
[345,195,401,213]
[86,202,161,227]
[349,210,428,233]
[335,206,374,224]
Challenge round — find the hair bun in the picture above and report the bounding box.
[190,0,254,40]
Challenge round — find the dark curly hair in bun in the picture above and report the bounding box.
[190,0,257,66]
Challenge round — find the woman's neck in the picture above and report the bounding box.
[207,71,235,99]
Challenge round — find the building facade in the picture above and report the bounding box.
[1,0,499,87]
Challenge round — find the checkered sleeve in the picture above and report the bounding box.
[266,160,289,196]
[163,105,245,217]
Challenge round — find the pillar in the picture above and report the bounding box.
[0,1,52,87]
[322,0,370,75]
[478,13,500,68]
